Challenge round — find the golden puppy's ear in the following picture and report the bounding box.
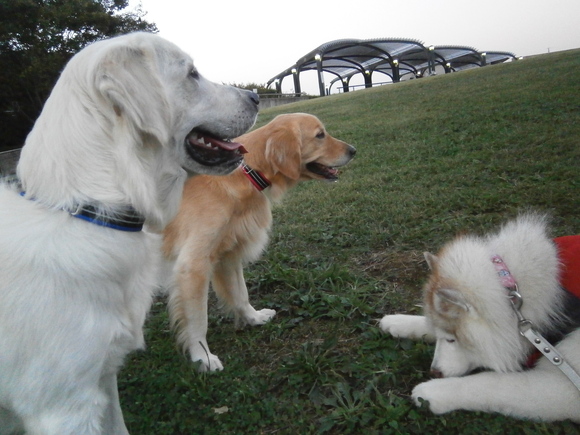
[97,46,171,143]
[264,127,302,180]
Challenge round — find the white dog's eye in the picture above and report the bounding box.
[189,68,200,79]
[446,338,456,344]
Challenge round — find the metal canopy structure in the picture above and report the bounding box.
[267,38,517,96]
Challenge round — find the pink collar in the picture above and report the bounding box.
[491,255,518,290]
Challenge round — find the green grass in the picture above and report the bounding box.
[120,49,580,434]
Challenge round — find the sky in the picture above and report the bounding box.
[128,0,580,95]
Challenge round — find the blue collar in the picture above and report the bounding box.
[68,203,145,232]
[20,191,145,232]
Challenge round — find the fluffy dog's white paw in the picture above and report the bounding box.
[380,314,417,337]
[412,379,459,415]
[245,308,276,326]
[379,314,433,341]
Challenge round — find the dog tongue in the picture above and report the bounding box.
[204,135,248,154]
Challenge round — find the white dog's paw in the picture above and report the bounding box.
[379,314,419,337]
[245,308,277,326]
[193,353,224,372]
[189,344,224,372]
[379,314,433,341]
[412,379,459,415]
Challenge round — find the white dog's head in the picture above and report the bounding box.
[18,32,259,229]
[92,32,259,176]
[422,242,528,378]
[421,215,562,378]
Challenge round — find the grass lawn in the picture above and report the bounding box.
[120,49,580,434]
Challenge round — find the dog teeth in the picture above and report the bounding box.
[193,135,214,148]
[189,133,236,153]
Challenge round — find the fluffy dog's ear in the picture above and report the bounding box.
[424,252,438,270]
[265,127,302,180]
[97,46,171,143]
[434,288,469,318]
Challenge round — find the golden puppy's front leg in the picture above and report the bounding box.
[169,257,223,372]
[212,255,276,328]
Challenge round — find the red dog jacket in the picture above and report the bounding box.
[555,235,580,299]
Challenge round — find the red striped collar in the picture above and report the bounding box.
[241,164,271,191]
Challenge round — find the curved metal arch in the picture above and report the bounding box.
[267,38,517,96]
[300,57,369,95]
[294,64,349,83]
[328,43,429,92]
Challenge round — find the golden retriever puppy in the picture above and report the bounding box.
[162,113,356,371]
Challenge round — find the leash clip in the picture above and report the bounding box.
[508,288,523,312]
[508,287,529,326]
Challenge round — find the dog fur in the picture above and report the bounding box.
[162,113,356,371]
[380,214,580,422]
[0,32,258,434]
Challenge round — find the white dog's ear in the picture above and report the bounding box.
[97,45,171,143]
[424,252,438,270]
[434,288,469,318]
[265,127,302,180]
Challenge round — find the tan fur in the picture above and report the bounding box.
[423,246,468,337]
[162,113,356,371]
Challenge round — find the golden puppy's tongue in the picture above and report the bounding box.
[306,161,339,180]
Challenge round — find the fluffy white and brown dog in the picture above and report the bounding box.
[380,214,580,422]
[0,32,258,434]
[162,113,356,372]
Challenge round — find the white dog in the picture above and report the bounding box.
[0,32,258,434]
[380,214,580,422]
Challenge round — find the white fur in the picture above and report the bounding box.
[0,32,257,434]
[379,314,435,341]
[380,214,580,422]
[412,331,580,421]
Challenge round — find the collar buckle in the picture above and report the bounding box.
[242,163,271,191]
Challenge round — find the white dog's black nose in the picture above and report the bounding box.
[246,90,260,106]
[430,368,443,378]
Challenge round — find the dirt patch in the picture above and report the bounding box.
[354,249,428,286]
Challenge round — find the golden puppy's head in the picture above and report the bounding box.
[242,113,356,182]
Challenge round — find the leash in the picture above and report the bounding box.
[492,255,580,391]
[241,163,270,191]
[19,190,144,232]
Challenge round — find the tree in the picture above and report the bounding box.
[0,0,158,151]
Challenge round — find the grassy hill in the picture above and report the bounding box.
[120,49,580,434]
